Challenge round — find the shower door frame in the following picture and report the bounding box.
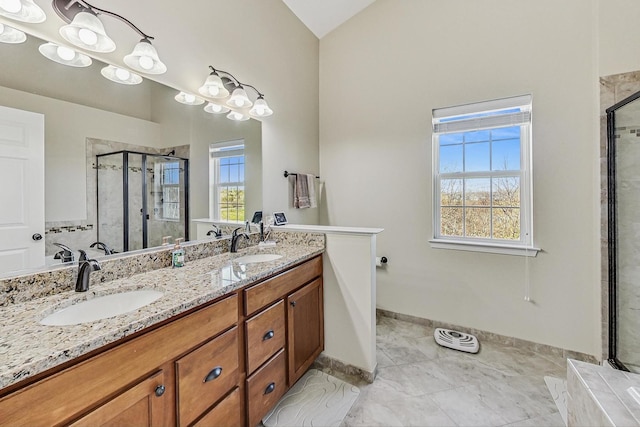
[96,150,190,252]
[606,89,640,371]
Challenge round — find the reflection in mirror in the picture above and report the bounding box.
[96,150,189,253]
[0,30,262,278]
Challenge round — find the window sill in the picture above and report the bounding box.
[429,239,540,257]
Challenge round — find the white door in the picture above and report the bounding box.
[0,105,45,275]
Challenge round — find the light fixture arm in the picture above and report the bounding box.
[209,65,265,98]
[54,0,154,40]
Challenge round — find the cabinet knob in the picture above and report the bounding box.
[263,330,275,341]
[32,233,43,241]
[264,382,276,395]
[204,366,223,383]
[154,385,165,397]
[290,301,296,307]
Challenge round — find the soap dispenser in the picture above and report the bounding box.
[172,238,185,268]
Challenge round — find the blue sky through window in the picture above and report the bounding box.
[220,155,245,184]
[439,126,520,173]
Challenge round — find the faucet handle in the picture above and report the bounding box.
[78,250,88,262]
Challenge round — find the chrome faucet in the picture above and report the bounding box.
[207,224,222,238]
[75,259,101,292]
[230,227,249,253]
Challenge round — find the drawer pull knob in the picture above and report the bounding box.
[290,301,296,307]
[155,385,165,397]
[263,330,275,341]
[204,366,223,383]
[264,382,276,395]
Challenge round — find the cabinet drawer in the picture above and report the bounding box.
[176,327,239,427]
[246,349,287,427]
[246,300,285,374]
[193,387,242,427]
[244,256,322,315]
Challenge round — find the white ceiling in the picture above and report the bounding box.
[282,0,376,39]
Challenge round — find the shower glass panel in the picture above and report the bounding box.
[607,91,640,373]
[96,153,124,252]
[128,153,144,251]
[97,151,189,253]
[146,156,189,248]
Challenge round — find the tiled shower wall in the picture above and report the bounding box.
[45,138,189,257]
[599,71,640,362]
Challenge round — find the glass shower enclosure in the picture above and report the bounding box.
[607,91,640,373]
[96,151,189,253]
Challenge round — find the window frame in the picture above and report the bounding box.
[430,95,539,257]
[154,160,182,222]
[209,140,245,223]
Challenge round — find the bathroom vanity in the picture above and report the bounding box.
[0,239,324,426]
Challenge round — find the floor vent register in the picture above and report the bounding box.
[434,328,480,353]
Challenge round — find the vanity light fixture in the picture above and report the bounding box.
[101,65,142,85]
[227,85,252,109]
[52,0,166,74]
[174,91,205,106]
[59,8,115,53]
[204,102,230,114]
[198,66,274,119]
[0,22,26,43]
[0,0,46,23]
[227,111,250,121]
[38,41,91,67]
[249,95,273,117]
[123,38,166,74]
[199,69,230,99]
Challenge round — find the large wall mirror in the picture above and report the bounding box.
[0,29,262,278]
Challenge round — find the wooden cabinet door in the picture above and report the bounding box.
[287,278,324,385]
[69,370,167,427]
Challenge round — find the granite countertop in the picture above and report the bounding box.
[0,243,323,390]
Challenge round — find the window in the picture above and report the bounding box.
[209,140,245,222]
[431,95,538,256]
[155,161,181,221]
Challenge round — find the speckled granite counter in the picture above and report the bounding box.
[0,242,323,390]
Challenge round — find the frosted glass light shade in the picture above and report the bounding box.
[227,86,252,108]
[204,102,230,114]
[124,39,166,74]
[227,111,250,121]
[101,65,142,85]
[249,97,273,117]
[0,0,46,23]
[198,73,229,99]
[38,42,91,67]
[59,11,115,53]
[175,91,204,106]
[0,23,26,43]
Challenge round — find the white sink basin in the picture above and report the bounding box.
[233,254,283,264]
[40,289,164,326]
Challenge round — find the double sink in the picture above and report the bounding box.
[40,253,283,326]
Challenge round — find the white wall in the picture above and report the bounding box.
[319,0,601,355]
[599,0,640,77]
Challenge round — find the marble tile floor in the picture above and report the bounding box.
[337,316,568,427]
